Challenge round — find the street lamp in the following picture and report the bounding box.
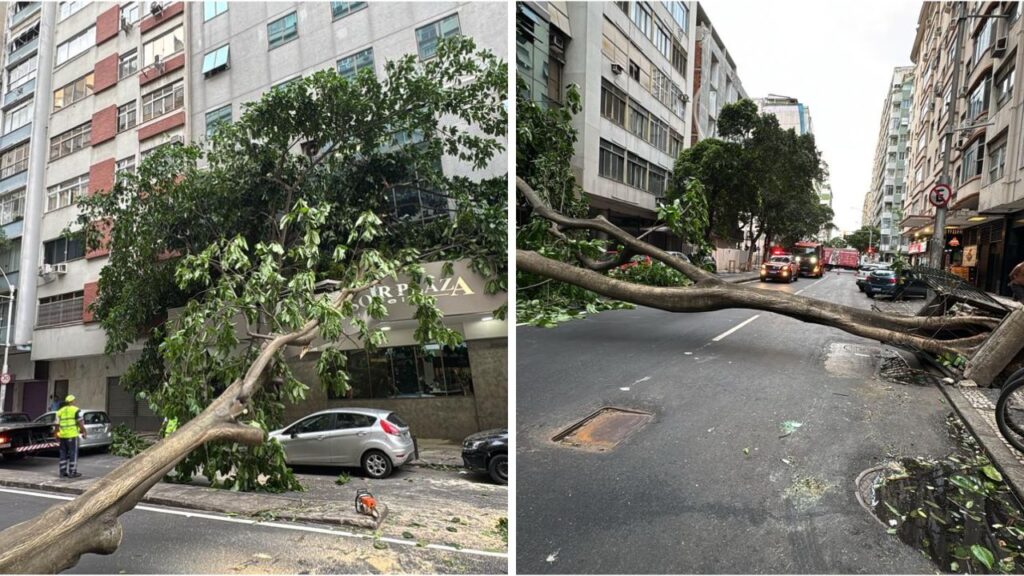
[0,267,15,412]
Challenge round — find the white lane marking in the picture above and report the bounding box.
[711,314,761,342]
[794,277,827,296]
[632,376,650,385]
[0,486,507,559]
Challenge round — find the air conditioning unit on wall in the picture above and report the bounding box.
[53,263,67,275]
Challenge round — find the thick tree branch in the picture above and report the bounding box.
[518,249,982,357]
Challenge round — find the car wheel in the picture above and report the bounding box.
[361,450,393,479]
[488,454,508,485]
[866,292,875,299]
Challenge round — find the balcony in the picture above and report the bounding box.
[3,77,34,109]
[9,3,40,29]
[1,219,23,241]
[0,170,27,197]
[5,36,38,69]
[0,124,31,153]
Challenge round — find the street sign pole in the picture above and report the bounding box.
[930,2,965,269]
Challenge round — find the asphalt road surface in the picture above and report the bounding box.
[517,270,958,574]
[0,487,506,574]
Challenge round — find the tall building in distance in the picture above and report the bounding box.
[901,1,1022,296]
[0,1,508,440]
[868,66,914,259]
[754,94,812,135]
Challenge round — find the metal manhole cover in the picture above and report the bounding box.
[552,407,653,452]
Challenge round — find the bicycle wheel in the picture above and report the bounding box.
[995,368,1024,453]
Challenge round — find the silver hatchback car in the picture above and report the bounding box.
[269,408,417,479]
[35,409,114,450]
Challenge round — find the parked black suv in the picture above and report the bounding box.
[462,428,507,485]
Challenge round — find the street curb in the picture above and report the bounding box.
[0,477,381,531]
[931,377,1024,506]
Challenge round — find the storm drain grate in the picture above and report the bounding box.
[553,407,653,452]
[878,352,942,387]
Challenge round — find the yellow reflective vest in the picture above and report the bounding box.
[56,406,81,439]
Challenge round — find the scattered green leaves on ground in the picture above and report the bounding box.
[109,424,152,458]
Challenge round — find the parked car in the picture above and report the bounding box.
[0,412,30,425]
[760,255,799,283]
[269,408,416,479]
[855,264,889,291]
[666,251,717,272]
[0,412,57,460]
[864,270,930,300]
[461,428,507,485]
[34,409,113,451]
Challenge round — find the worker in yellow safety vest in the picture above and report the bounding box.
[55,395,87,479]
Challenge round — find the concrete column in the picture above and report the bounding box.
[14,2,57,346]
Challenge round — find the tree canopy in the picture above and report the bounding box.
[842,226,882,253]
[73,37,508,492]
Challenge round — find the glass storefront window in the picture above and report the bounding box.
[328,343,474,399]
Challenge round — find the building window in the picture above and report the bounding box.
[0,189,25,226]
[626,153,649,189]
[0,143,29,180]
[669,129,684,158]
[666,1,688,31]
[56,25,95,65]
[53,72,94,111]
[995,66,1014,107]
[973,18,993,67]
[960,139,985,183]
[331,2,367,20]
[653,24,670,59]
[267,12,299,49]
[331,343,474,400]
[7,58,37,92]
[117,100,137,132]
[59,1,87,21]
[988,141,1006,183]
[119,50,138,79]
[415,14,460,61]
[600,80,626,126]
[43,233,85,264]
[598,139,625,182]
[649,118,668,151]
[967,76,991,119]
[648,164,668,196]
[3,102,33,135]
[201,45,230,76]
[46,174,88,212]
[203,1,227,21]
[121,2,141,24]
[628,60,640,82]
[631,2,651,37]
[628,100,650,140]
[49,122,91,161]
[115,155,136,182]
[37,291,84,328]
[204,105,231,137]
[615,1,629,14]
[670,39,686,75]
[141,80,184,122]
[142,25,184,66]
[337,47,374,80]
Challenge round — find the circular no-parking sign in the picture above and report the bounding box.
[929,184,953,208]
[0,373,12,385]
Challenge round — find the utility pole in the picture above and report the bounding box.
[930,1,965,270]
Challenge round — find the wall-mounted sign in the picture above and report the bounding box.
[351,260,505,321]
[948,236,961,247]
[908,240,928,255]
[962,245,978,267]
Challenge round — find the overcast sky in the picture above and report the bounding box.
[707,0,922,233]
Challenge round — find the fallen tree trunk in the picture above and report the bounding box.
[517,176,1001,360]
[965,308,1024,387]
[0,290,351,574]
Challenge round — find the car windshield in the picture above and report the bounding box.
[769,257,790,263]
[872,270,896,277]
[387,413,409,428]
[0,414,28,424]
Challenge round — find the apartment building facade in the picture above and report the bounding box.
[754,94,812,135]
[902,1,1023,296]
[518,2,751,250]
[0,1,508,440]
[868,66,914,260]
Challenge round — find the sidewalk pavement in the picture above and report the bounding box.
[717,270,761,283]
[0,438,508,552]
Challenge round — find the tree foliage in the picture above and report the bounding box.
[843,226,881,253]
[669,99,832,255]
[73,37,507,491]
